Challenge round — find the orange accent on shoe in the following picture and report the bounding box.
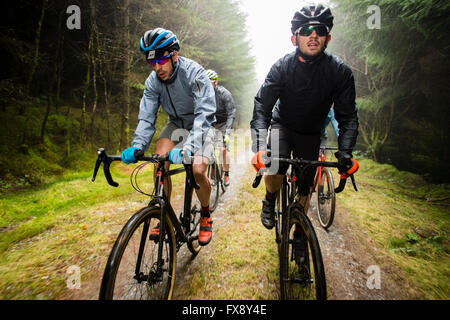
[149,225,160,241]
[198,216,213,246]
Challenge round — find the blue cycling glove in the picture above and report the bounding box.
[168,148,192,164]
[121,147,139,164]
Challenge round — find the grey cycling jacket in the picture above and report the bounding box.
[131,56,217,154]
[213,85,236,135]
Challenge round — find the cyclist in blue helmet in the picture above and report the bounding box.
[121,27,217,246]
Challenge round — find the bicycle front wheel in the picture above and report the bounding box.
[187,190,202,255]
[280,206,327,300]
[99,206,177,300]
[316,167,336,229]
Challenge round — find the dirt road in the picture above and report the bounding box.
[62,151,408,300]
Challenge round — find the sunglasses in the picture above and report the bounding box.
[148,52,173,67]
[296,25,328,37]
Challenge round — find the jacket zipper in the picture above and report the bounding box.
[165,84,184,128]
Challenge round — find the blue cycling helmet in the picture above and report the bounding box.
[139,28,180,61]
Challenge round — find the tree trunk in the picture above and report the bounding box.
[21,0,48,115]
[119,0,131,150]
[89,0,99,150]
[40,95,52,142]
[81,14,95,144]
[55,7,66,112]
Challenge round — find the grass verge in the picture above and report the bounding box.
[0,161,185,299]
[335,158,449,299]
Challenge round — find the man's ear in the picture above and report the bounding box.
[291,35,297,46]
[325,34,331,46]
[172,50,179,62]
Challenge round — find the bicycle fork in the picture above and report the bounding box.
[134,168,167,285]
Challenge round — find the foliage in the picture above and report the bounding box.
[0,0,257,186]
[329,0,450,182]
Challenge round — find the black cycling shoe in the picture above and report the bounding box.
[149,223,160,241]
[261,197,275,229]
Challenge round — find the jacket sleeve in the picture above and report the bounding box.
[184,68,217,155]
[250,59,284,152]
[329,108,340,137]
[332,65,359,154]
[224,90,236,135]
[131,75,160,152]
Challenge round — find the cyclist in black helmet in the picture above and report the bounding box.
[250,4,359,229]
[206,69,236,187]
[121,27,217,246]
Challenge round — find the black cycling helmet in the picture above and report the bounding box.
[139,28,180,61]
[291,4,334,35]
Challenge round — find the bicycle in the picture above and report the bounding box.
[92,148,204,300]
[252,155,357,300]
[312,146,338,229]
[207,134,228,212]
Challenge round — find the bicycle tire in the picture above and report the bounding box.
[187,190,202,255]
[280,206,327,300]
[316,167,336,229]
[275,189,282,255]
[208,163,220,212]
[99,206,177,300]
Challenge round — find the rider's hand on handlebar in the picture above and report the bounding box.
[168,148,192,164]
[121,147,140,164]
[335,151,359,178]
[251,150,268,172]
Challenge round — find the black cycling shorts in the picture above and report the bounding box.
[267,121,321,195]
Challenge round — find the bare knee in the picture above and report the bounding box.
[192,156,208,179]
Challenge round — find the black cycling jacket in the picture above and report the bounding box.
[214,85,236,135]
[250,50,358,154]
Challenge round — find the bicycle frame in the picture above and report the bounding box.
[312,146,338,192]
[152,161,198,247]
[92,148,200,284]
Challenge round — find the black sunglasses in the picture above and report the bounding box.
[296,25,328,37]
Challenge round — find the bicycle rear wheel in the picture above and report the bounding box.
[316,167,336,229]
[208,163,220,212]
[99,206,177,300]
[280,206,327,300]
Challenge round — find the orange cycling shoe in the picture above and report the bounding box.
[198,215,213,246]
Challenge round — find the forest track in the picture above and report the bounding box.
[61,151,407,300]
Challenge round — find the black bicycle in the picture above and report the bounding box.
[92,148,203,300]
[253,156,357,300]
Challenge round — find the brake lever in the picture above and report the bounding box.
[92,148,119,187]
[335,177,346,193]
[252,172,263,188]
[103,157,119,187]
[350,174,358,192]
[92,156,102,182]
